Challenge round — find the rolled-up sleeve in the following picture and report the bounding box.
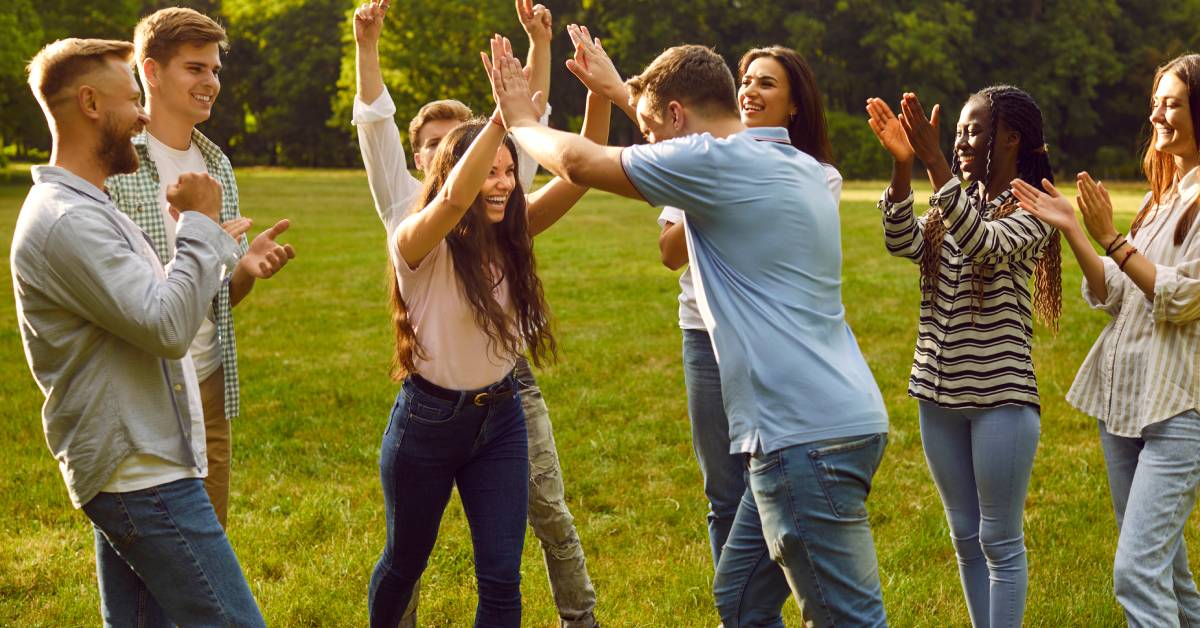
[1150,257,1200,323]
[1081,256,1127,317]
[42,210,240,359]
[353,88,422,234]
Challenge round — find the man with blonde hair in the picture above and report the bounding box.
[12,37,265,625]
[108,7,295,528]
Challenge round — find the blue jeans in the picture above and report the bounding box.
[714,434,888,628]
[681,328,748,568]
[918,401,1039,628]
[369,375,529,628]
[1099,411,1200,628]
[82,478,264,627]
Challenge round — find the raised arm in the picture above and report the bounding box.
[353,0,421,233]
[899,93,953,192]
[525,88,613,236]
[517,0,551,99]
[867,96,926,262]
[487,37,639,199]
[565,25,637,123]
[394,114,507,268]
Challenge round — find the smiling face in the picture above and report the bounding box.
[96,58,150,175]
[146,41,221,124]
[478,145,516,224]
[738,56,795,128]
[954,98,995,183]
[1151,71,1198,160]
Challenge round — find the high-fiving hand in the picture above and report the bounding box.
[482,35,541,129]
[354,0,390,45]
[564,24,625,104]
[516,0,552,45]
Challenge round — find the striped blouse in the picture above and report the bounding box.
[879,177,1055,409]
[1067,167,1200,437]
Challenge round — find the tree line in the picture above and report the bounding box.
[2,0,1198,179]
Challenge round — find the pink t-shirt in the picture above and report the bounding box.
[392,239,516,389]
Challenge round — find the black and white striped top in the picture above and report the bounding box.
[879,177,1055,409]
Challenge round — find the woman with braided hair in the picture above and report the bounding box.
[1012,53,1200,627]
[865,85,1060,628]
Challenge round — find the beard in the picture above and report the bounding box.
[96,113,140,176]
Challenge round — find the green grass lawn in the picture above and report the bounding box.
[0,168,1176,626]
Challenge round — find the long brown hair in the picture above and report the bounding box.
[388,119,556,380]
[926,85,1061,330]
[738,46,835,165]
[1133,54,1200,246]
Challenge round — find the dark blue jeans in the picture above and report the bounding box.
[83,478,264,627]
[369,375,529,628]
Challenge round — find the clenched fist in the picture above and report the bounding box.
[166,172,223,223]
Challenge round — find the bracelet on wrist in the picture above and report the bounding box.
[1118,246,1139,271]
[1104,233,1126,256]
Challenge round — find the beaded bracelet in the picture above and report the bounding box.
[1105,233,1127,256]
[1118,246,1139,271]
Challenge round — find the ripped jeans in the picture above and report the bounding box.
[400,357,597,628]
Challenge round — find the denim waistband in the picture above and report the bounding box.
[409,372,515,405]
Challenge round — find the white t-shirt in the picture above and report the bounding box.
[659,162,844,330]
[146,132,222,381]
[392,240,516,390]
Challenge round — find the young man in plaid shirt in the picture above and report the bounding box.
[107,7,295,527]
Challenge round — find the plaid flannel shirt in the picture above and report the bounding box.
[106,129,247,419]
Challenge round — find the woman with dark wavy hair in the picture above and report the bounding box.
[365,32,610,627]
[866,85,1061,628]
[1014,53,1200,627]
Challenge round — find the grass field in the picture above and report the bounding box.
[0,168,1181,626]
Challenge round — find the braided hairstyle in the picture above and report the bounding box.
[922,85,1062,330]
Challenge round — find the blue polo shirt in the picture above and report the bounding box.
[621,126,888,454]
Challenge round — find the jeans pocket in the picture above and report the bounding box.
[83,492,141,550]
[407,391,458,425]
[809,433,887,521]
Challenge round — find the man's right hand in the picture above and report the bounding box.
[354,0,389,46]
[565,24,626,106]
[166,172,224,224]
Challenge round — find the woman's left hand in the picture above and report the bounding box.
[1076,171,1120,247]
[899,92,942,167]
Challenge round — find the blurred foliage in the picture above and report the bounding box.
[3,0,1200,177]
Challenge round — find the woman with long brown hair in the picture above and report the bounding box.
[365,33,609,628]
[865,85,1060,627]
[1013,53,1200,627]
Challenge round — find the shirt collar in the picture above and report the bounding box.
[742,126,792,145]
[32,165,111,205]
[1177,165,1200,201]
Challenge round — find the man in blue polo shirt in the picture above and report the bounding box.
[483,35,890,627]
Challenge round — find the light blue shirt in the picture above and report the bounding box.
[622,127,888,454]
[11,166,241,507]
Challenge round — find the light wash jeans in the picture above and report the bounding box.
[918,401,1039,628]
[398,358,597,628]
[83,478,264,627]
[714,434,889,628]
[681,328,750,568]
[1099,411,1200,628]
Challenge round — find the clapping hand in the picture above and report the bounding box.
[1010,178,1080,234]
[865,98,915,163]
[238,219,296,279]
[899,93,943,168]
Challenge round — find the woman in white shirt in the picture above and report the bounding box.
[1012,53,1200,627]
[366,34,609,628]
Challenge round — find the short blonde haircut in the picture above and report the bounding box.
[408,99,472,152]
[27,38,134,110]
[134,7,228,67]
[626,45,738,119]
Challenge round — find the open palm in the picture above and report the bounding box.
[866,98,915,163]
